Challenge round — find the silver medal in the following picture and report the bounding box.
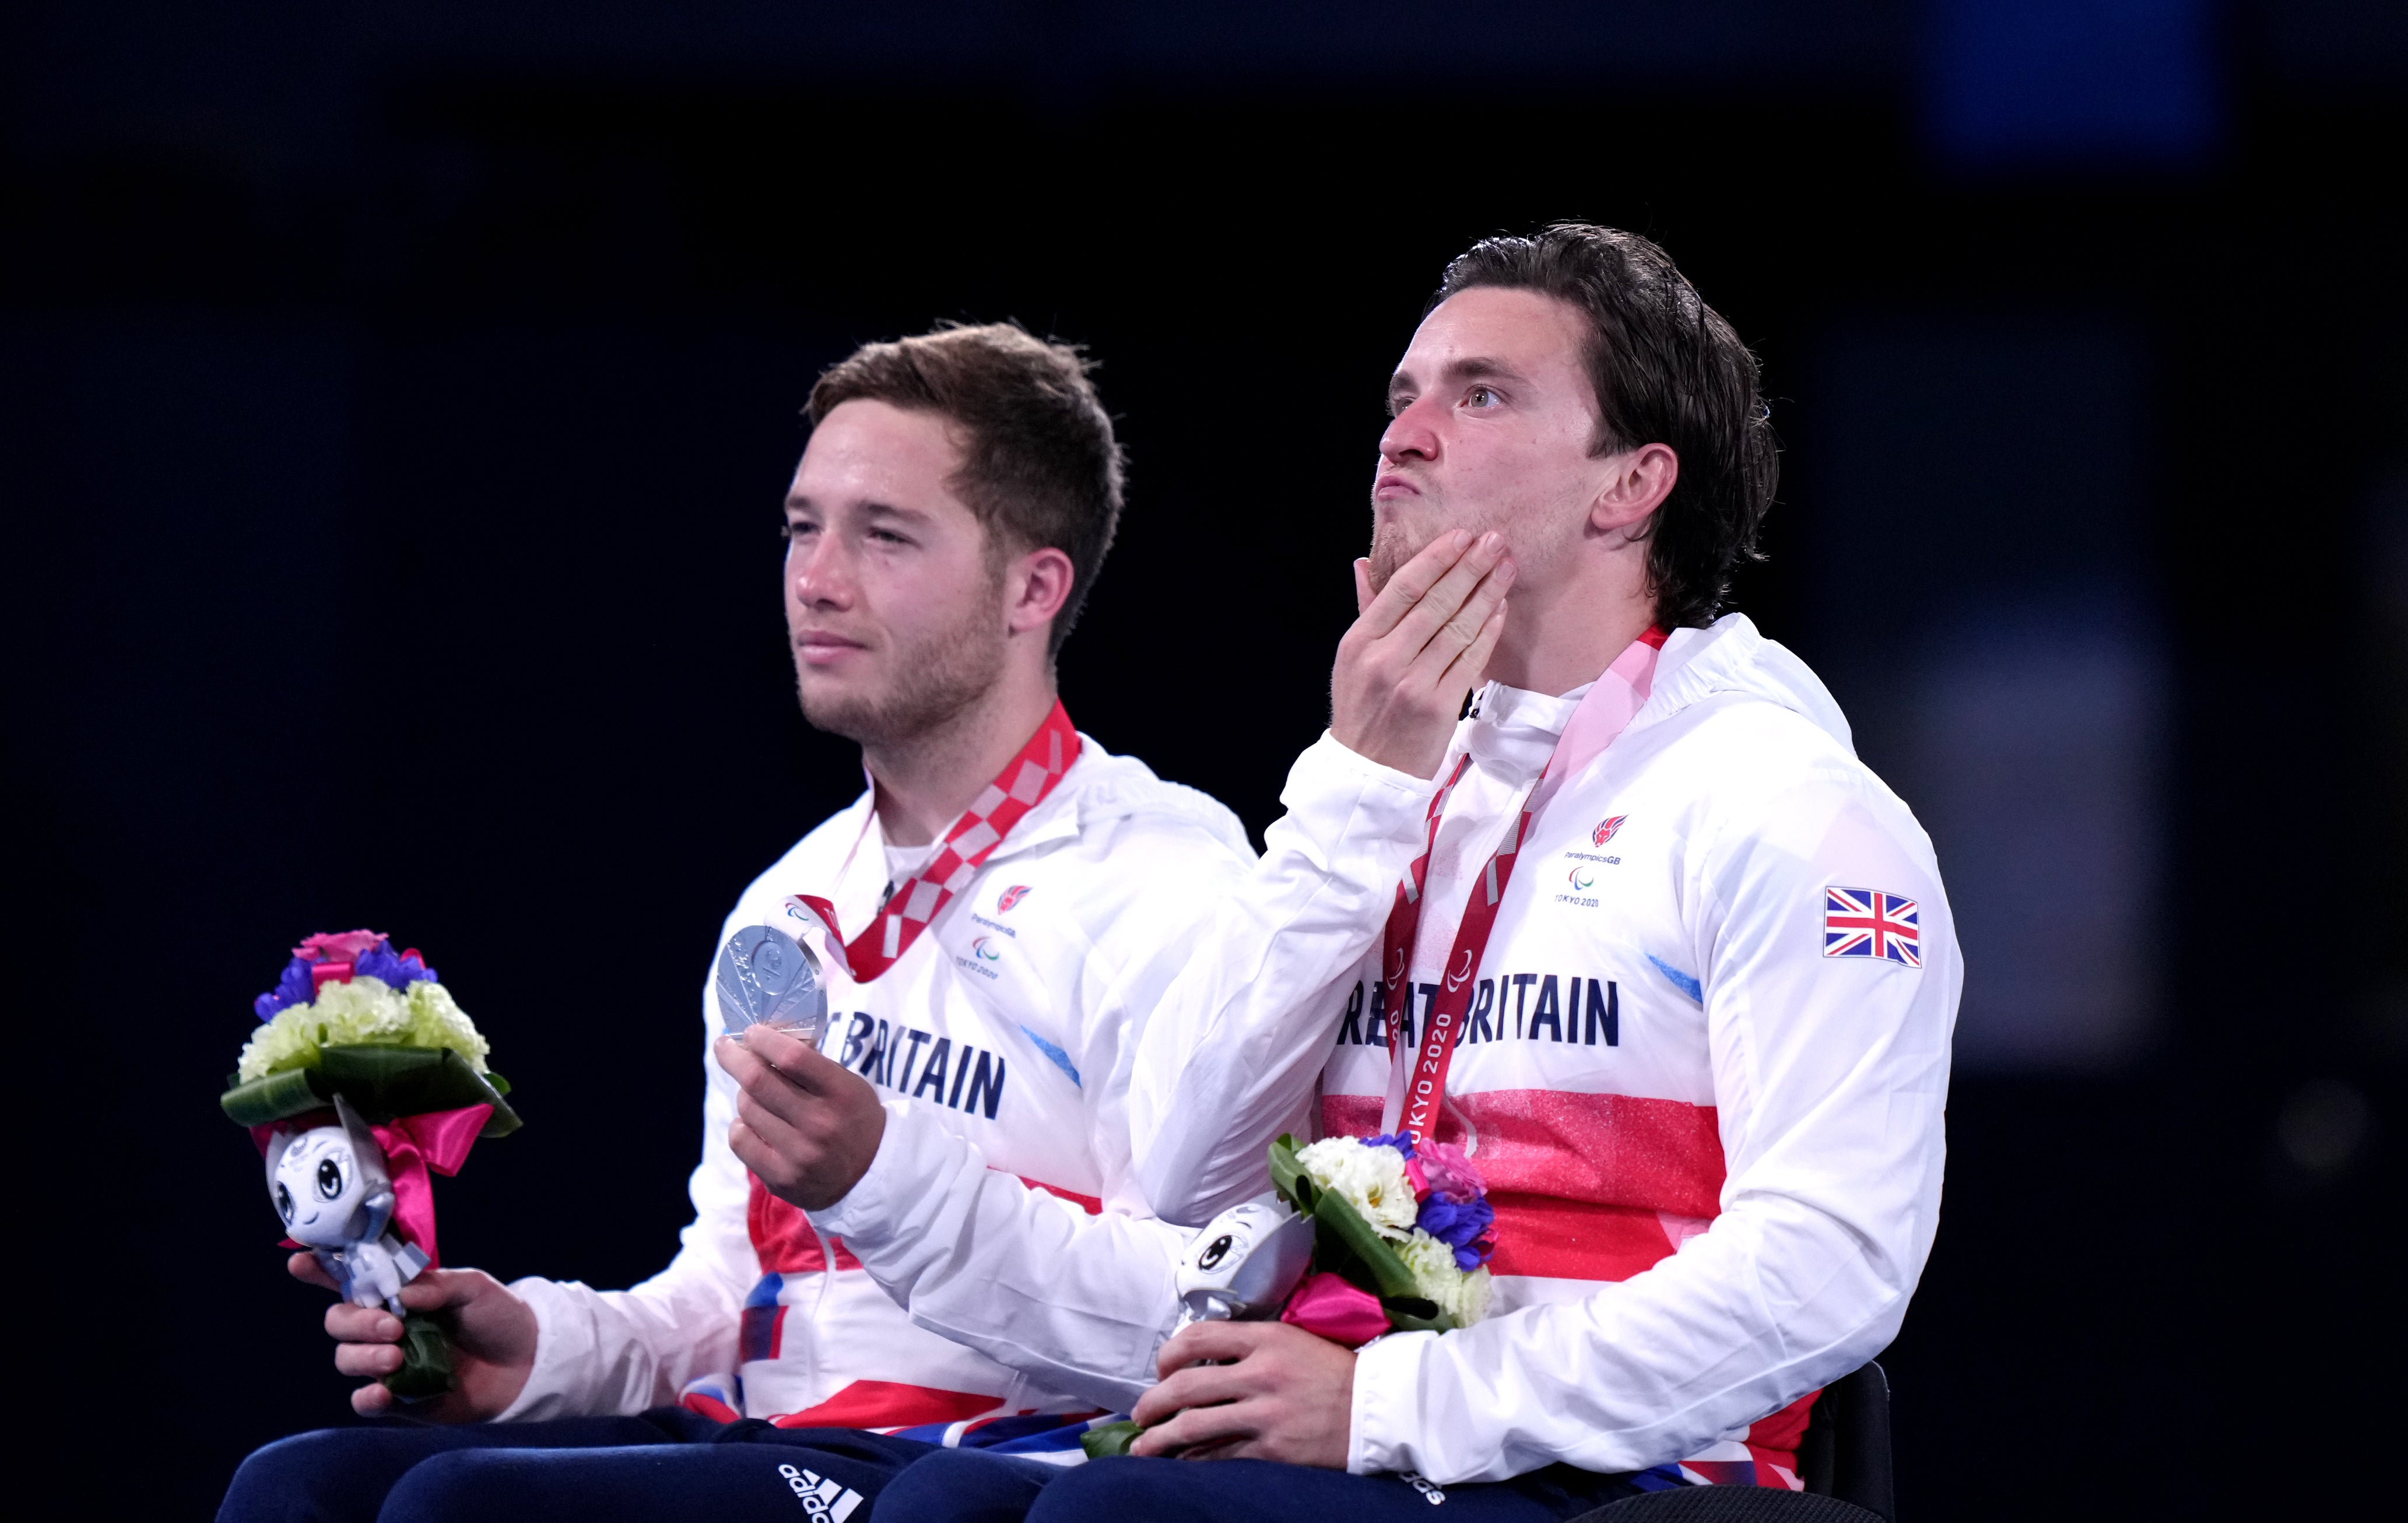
[714,923,828,1044]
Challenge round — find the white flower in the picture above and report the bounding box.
[402,981,490,1071]
[308,975,413,1041]
[1296,1136,1419,1238]
[235,975,491,1083]
[1396,1230,1494,1326]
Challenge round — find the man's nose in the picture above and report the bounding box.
[1379,399,1440,464]
[790,536,856,609]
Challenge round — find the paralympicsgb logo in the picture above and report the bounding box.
[1592,815,1627,846]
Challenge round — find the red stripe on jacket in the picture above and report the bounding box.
[1321,1087,1814,1482]
[748,1180,862,1272]
[770,1380,1003,1430]
[1322,1088,1725,1223]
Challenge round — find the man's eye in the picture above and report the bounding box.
[1467,386,1500,408]
[869,529,909,546]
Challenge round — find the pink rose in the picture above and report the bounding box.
[1419,1140,1487,1203]
[294,929,385,963]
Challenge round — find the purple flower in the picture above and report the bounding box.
[254,954,318,1020]
[1362,1132,1417,1159]
[354,941,437,989]
[1414,1194,1495,1269]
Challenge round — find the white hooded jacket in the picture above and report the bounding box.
[1129,615,1960,1485]
[495,738,1255,1431]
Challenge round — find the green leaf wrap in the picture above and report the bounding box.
[1080,1420,1142,1460]
[1310,1185,1421,1301]
[1268,1134,1317,1213]
[1380,1296,1454,1333]
[381,1311,457,1401]
[222,1045,521,1136]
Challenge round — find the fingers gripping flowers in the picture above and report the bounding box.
[223,931,521,1403]
[1082,1131,1498,1459]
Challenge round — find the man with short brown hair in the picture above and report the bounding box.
[216,321,1516,1523]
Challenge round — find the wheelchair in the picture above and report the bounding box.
[1572,1362,1897,1522]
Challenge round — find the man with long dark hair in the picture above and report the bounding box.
[883,226,1958,1523]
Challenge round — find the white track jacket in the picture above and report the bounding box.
[496,738,1254,1429]
[1130,615,1960,1485]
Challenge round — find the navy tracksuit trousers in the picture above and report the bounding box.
[219,1409,1647,1523]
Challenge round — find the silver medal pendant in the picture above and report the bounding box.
[715,923,829,1045]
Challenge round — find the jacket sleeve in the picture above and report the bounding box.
[1349,772,1959,1482]
[1126,732,1439,1225]
[809,819,1258,1412]
[493,1024,754,1420]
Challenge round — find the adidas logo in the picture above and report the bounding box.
[777,1464,864,1521]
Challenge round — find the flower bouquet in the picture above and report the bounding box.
[1084,1130,1494,1457]
[222,931,519,1399]
[1266,1131,1495,1340]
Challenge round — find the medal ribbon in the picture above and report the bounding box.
[1381,629,1668,1142]
[785,700,1082,982]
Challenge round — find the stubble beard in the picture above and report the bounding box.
[795,585,1008,754]
[1367,484,1510,595]
[1366,513,1416,596]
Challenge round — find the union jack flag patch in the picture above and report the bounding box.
[1823,886,1921,966]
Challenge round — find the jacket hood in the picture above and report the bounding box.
[1641,613,1855,756]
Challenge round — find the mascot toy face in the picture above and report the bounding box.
[272,1127,373,1248]
[263,1094,396,1257]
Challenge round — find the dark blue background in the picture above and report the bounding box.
[6,4,2402,1517]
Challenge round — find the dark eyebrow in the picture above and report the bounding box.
[781,496,933,526]
[1388,355,1531,401]
[1437,356,1529,388]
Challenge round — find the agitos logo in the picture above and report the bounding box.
[970,935,1003,961]
[1592,815,1627,847]
[1568,866,1596,891]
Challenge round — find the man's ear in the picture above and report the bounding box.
[1005,546,1077,637]
[1589,443,1679,535]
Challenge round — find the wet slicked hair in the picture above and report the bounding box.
[808,321,1124,657]
[1431,224,1777,630]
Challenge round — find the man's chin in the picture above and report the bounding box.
[794,681,886,745]
[796,671,992,750]
[1366,524,1431,595]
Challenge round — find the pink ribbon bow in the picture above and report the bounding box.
[254,1103,492,1265]
[1279,1272,1392,1347]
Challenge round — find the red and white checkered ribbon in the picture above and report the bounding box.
[787,701,1082,983]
